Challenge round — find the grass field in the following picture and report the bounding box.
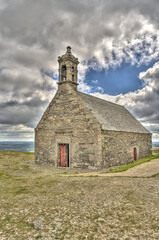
[0,150,159,239]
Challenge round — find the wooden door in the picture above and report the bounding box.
[133,148,137,161]
[60,144,68,167]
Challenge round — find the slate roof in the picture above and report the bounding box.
[77,91,150,134]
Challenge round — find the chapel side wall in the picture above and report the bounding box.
[102,130,152,167]
[35,84,102,169]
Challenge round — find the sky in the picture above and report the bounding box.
[0,0,159,142]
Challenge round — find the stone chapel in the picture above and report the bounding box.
[35,46,152,169]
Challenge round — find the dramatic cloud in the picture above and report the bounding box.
[93,61,159,141]
[0,0,159,141]
[0,124,34,141]
[0,67,57,138]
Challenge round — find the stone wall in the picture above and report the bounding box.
[102,130,152,168]
[35,83,103,169]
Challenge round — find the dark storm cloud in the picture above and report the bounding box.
[0,100,19,108]
[0,66,57,134]
[0,97,48,109]
[0,0,159,139]
[0,102,48,128]
[148,124,159,133]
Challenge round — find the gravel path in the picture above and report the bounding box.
[75,158,159,177]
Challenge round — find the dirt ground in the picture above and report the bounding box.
[0,151,159,240]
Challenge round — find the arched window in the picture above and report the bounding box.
[72,66,74,72]
[61,65,66,81]
[62,65,66,75]
[61,75,66,81]
[72,75,74,82]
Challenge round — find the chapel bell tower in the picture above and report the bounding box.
[57,46,79,90]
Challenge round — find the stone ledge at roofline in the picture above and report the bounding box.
[57,80,79,86]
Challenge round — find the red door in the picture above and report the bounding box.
[60,144,68,167]
[133,148,137,161]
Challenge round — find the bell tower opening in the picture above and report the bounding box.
[57,46,79,90]
[61,65,66,81]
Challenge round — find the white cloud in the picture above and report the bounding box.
[0,124,34,141]
[93,61,159,142]
[92,80,98,84]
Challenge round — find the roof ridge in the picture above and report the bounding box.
[77,91,124,108]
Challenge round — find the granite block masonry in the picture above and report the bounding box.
[35,46,152,169]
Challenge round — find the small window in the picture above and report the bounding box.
[63,76,66,81]
[72,75,74,82]
[72,67,74,72]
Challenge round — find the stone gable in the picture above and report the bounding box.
[35,83,103,168]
